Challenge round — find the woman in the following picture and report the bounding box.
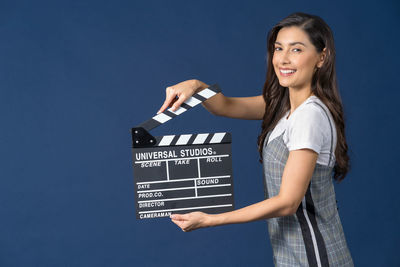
[158,12,353,267]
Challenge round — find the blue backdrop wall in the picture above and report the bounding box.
[1,0,399,266]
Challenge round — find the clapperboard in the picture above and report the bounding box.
[131,84,234,219]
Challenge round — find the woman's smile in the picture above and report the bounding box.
[279,68,297,77]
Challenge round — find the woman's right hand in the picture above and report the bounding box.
[157,79,209,114]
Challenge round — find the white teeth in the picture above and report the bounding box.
[280,69,296,74]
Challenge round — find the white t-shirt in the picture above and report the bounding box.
[267,95,337,167]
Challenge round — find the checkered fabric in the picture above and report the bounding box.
[262,129,353,267]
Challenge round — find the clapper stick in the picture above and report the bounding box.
[131,83,234,220]
[132,83,223,148]
[138,83,221,131]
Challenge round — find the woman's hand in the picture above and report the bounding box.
[170,212,212,232]
[157,79,209,114]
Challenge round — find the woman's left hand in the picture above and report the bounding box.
[170,212,211,232]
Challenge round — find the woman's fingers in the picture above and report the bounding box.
[170,213,187,221]
[157,80,201,114]
[159,89,189,113]
[157,87,177,114]
[170,214,191,232]
[170,93,189,111]
[170,212,209,232]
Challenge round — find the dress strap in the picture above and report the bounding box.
[264,130,273,146]
[262,130,273,199]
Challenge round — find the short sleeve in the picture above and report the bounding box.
[286,104,326,154]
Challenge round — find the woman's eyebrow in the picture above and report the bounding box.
[275,41,307,47]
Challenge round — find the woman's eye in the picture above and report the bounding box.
[274,47,282,51]
[293,48,302,52]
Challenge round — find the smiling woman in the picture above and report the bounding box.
[159,12,353,267]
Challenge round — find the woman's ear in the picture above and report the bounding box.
[317,48,327,68]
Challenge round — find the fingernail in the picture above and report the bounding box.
[156,110,160,114]
[170,214,175,219]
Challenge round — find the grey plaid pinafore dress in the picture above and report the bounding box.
[262,102,353,267]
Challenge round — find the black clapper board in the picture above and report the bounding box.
[131,84,234,219]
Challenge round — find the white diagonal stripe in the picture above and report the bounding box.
[153,113,172,123]
[175,134,192,145]
[158,135,175,146]
[192,133,209,144]
[198,88,216,99]
[210,132,226,143]
[167,106,187,115]
[185,96,202,107]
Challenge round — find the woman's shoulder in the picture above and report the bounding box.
[289,96,330,128]
[284,96,335,152]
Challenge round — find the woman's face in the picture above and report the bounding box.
[272,26,325,91]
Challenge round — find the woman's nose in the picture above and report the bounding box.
[280,50,291,64]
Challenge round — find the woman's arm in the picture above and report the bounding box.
[202,93,265,120]
[170,148,318,232]
[157,79,265,120]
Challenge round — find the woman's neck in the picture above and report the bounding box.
[286,87,314,119]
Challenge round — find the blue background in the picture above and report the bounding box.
[1,0,399,266]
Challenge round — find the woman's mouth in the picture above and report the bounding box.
[279,68,296,77]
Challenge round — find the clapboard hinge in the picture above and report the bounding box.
[131,127,156,148]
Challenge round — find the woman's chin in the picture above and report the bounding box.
[278,81,291,88]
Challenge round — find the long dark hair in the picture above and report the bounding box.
[257,12,350,182]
